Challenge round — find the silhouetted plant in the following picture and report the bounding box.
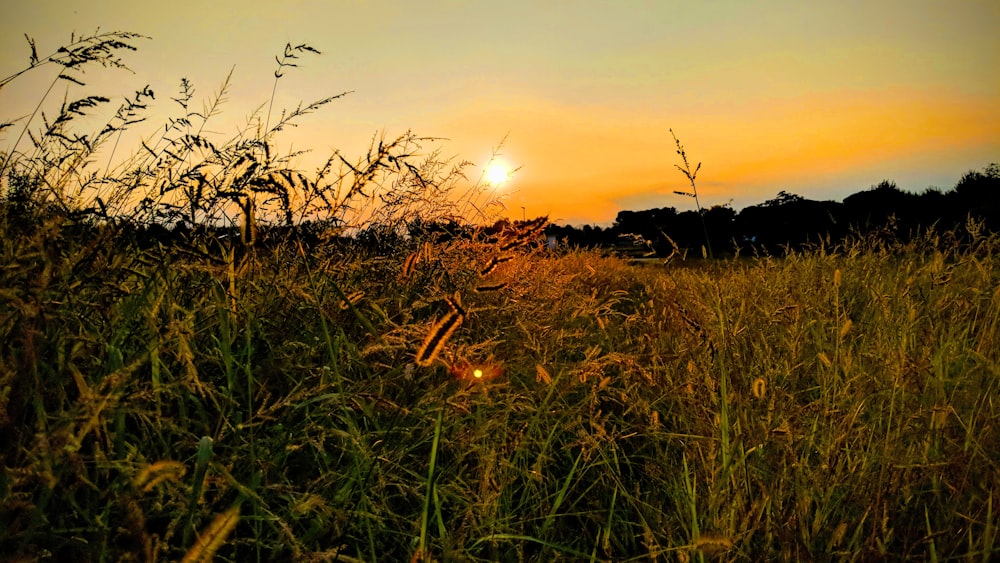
[1,33,504,243]
[0,30,149,180]
[670,129,713,258]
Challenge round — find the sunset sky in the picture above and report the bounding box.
[3,1,998,225]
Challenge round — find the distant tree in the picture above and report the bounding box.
[613,207,677,237]
[763,190,805,207]
[611,204,737,257]
[736,192,844,254]
[843,180,920,235]
[951,163,1000,230]
[954,163,999,200]
[913,187,953,231]
[703,204,737,255]
[547,223,617,248]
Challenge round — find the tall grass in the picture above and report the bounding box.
[2,31,999,561]
[3,204,997,560]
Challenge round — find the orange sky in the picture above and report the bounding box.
[2,1,998,225]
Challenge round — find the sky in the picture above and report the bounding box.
[2,0,998,225]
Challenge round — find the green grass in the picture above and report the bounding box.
[2,30,998,561]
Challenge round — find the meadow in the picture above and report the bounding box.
[2,32,998,562]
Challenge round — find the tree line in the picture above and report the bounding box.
[545,164,1000,257]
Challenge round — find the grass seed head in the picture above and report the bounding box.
[415,309,464,367]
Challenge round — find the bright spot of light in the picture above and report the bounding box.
[473,369,484,379]
[485,161,510,186]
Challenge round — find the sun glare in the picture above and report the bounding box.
[485,161,510,186]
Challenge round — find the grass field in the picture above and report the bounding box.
[1,215,997,562]
[2,32,998,561]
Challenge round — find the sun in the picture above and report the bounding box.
[484,161,511,186]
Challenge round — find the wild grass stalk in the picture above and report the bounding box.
[0,30,149,179]
[415,408,444,562]
[182,436,215,547]
[671,129,713,259]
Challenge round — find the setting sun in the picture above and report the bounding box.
[2,2,993,225]
[484,161,511,186]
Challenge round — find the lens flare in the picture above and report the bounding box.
[449,361,504,382]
